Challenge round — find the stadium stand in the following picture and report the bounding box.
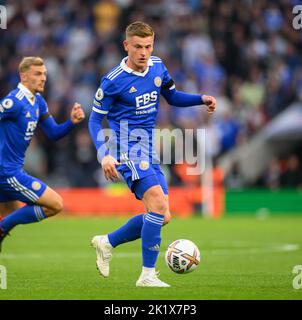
[0,0,301,191]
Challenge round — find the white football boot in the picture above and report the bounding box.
[136,270,170,287]
[91,235,113,278]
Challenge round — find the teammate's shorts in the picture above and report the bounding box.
[0,170,47,204]
[117,162,168,200]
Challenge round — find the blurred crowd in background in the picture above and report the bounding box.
[0,0,302,189]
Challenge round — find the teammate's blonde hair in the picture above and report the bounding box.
[126,21,154,39]
[18,57,45,73]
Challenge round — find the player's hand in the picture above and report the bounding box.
[70,103,85,124]
[101,155,121,181]
[202,95,217,114]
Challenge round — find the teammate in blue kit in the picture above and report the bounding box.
[0,57,85,251]
[89,22,216,287]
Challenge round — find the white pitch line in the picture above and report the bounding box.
[0,253,43,259]
[0,243,299,260]
[203,244,300,256]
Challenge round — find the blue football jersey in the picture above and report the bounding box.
[0,84,48,175]
[92,56,175,163]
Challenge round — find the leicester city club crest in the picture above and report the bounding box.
[154,77,162,87]
[139,161,149,171]
[32,181,41,191]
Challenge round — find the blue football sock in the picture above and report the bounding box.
[108,213,145,247]
[141,212,164,268]
[0,205,47,233]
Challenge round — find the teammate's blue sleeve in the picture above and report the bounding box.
[0,97,22,120]
[37,95,75,140]
[88,111,109,161]
[39,116,75,141]
[160,63,204,107]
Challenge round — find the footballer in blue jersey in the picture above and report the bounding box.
[0,57,85,251]
[89,21,216,287]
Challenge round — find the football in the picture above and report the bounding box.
[165,239,200,274]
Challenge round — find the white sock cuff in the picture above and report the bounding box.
[105,235,113,248]
[142,267,155,276]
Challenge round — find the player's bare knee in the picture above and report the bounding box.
[48,196,64,216]
[163,212,171,225]
[152,199,168,215]
[54,197,64,214]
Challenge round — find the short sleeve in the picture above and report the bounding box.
[92,78,118,115]
[0,97,21,120]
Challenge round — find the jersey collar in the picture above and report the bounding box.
[17,83,36,105]
[120,57,153,77]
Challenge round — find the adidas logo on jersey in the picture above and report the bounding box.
[129,86,137,93]
[26,112,31,118]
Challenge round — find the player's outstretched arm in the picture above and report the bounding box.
[39,103,85,141]
[162,88,217,114]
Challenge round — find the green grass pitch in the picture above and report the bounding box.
[0,215,302,300]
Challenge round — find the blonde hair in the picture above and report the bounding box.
[126,21,154,39]
[18,57,45,73]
